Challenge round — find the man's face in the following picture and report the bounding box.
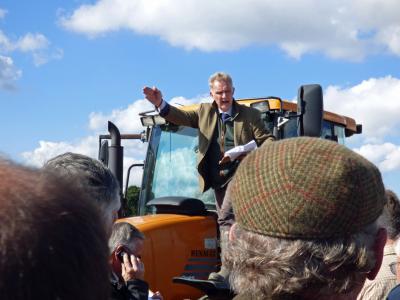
[210,79,234,112]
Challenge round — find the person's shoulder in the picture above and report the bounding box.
[198,102,215,113]
[235,101,255,110]
[199,102,213,108]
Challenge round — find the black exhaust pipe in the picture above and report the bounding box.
[107,121,125,216]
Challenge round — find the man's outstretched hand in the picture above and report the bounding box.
[143,86,163,108]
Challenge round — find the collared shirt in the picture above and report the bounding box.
[218,106,233,116]
[357,244,397,300]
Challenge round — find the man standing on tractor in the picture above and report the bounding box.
[143,72,274,285]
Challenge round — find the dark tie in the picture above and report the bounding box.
[221,112,230,123]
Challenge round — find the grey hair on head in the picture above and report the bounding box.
[108,222,145,254]
[225,222,379,299]
[43,152,120,215]
[208,72,233,89]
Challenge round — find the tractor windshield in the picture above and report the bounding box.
[140,124,215,214]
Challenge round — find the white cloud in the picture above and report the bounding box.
[89,99,153,132]
[0,55,22,90]
[21,136,103,167]
[0,13,62,87]
[323,76,400,173]
[14,33,49,52]
[324,76,400,142]
[21,132,146,187]
[6,33,63,67]
[354,143,400,172]
[60,0,400,60]
[376,25,400,55]
[0,30,13,52]
[0,31,51,54]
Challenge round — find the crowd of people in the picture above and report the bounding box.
[0,72,399,300]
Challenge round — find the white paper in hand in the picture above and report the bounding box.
[224,140,257,161]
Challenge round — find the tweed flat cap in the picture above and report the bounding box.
[230,137,385,239]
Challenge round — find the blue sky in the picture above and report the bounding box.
[1,0,400,195]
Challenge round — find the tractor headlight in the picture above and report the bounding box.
[140,115,166,126]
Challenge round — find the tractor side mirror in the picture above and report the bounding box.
[297,84,323,137]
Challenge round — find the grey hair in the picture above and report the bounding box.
[43,152,120,217]
[377,189,400,240]
[225,222,379,299]
[108,222,145,254]
[208,72,233,89]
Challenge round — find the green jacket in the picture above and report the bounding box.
[161,101,274,192]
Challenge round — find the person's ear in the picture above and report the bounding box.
[232,87,235,96]
[114,245,126,259]
[229,223,237,242]
[367,228,387,280]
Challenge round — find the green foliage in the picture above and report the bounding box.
[126,185,140,216]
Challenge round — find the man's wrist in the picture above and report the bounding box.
[156,99,163,108]
[157,99,167,112]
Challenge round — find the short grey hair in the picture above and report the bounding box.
[225,222,379,299]
[108,222,145,254]
[208,72,233,89]
[43,152,120,217]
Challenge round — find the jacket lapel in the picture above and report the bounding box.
[205,105,218,142]
[198,103,218,156]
